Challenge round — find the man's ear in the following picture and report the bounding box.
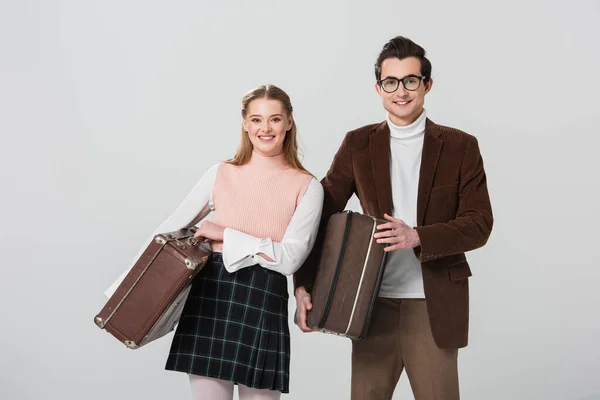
[424,78,434,94]
[375,81,383,97]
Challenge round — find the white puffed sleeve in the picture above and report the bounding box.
[221,178,324,276]
[103,164,219,298]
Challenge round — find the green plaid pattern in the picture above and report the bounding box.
[165,253,290,393]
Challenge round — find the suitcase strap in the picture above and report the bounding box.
[319,212,353,328]
[344,216,378,336]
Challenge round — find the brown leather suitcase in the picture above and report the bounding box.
[94,227,210,349]
[307,211,388,340]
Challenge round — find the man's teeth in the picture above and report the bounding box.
[395,101,409,105]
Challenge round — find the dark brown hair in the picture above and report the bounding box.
[374,36,432,82]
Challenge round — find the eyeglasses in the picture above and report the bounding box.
[377,75,428,93]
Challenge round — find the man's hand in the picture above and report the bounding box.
[374,213,421,252]
[294,286,317,333]
[193,221,225,242]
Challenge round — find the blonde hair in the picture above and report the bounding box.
[227,84,310,174]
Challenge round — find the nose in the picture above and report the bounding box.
[394,84,409,97]
[261,122,273,132]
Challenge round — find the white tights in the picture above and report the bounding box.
[188,375,281,400]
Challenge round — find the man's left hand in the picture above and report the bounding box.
[374,213,421,252]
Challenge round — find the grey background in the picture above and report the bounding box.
[1,1,599,399]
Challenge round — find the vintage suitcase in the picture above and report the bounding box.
[307,211,388,340]
[94,227,210,349]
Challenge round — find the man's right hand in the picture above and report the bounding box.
[294,286,316,333]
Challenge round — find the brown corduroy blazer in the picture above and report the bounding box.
[293,118,493,349]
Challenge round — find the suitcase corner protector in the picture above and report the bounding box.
[124,340,139,349]
[94,316,105,329]
[185,258,198,270]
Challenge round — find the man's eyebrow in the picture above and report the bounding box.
[381,74,420,80]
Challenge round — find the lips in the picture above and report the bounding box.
[258,135,275,141]
[393,100,411,106]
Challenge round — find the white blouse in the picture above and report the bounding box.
[104,163,324,298]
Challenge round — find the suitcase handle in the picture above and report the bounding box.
[166,227,200,247]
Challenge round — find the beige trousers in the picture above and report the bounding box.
[351,299,460,400]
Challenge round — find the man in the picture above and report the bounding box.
[293,36,493,400]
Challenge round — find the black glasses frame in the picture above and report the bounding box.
[377,75,428,93]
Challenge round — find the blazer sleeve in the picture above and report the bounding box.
[293,131,356,291]
[414,137,493,262]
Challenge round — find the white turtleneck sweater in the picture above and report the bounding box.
[378,109,426,299]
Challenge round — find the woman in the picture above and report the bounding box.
[131,85,322,399]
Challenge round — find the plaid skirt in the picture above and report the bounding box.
[165,252,291,393]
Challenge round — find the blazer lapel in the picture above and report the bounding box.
[369,122,393,217]
[417,119,443,226]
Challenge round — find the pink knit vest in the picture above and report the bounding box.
[212,155,313,242]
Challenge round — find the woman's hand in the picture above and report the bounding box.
[193,221,225,243]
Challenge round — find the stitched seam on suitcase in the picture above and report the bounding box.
[103,241,167,326]
[129,235,202,342]
[319,211,353,328]
[143,287,189,345]
[134,253,207,344]
[133,266,194,343]
[359,250,388,339]
[106,273,191,346]
[344,217,377,336]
